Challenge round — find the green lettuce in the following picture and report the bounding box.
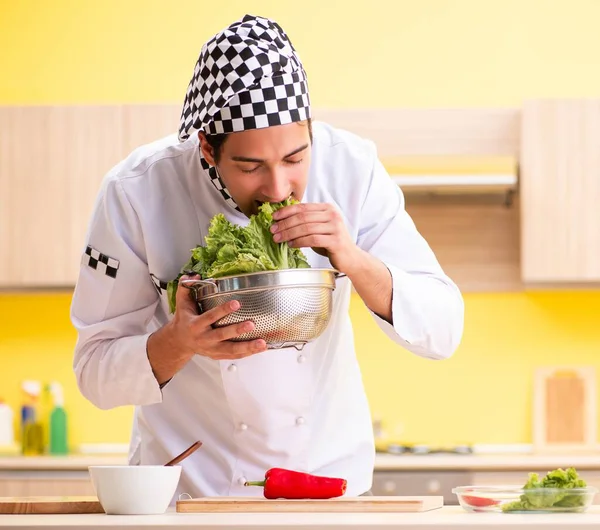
[167,197,310,313]
[501,467,587,512]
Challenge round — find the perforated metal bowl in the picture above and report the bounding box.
[181,269,344,350]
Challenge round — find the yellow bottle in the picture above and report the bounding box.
[21,381,44,456]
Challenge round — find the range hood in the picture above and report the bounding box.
[392,172,518,194]
[384,156,519,197]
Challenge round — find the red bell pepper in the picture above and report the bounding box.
[245,467,347,499]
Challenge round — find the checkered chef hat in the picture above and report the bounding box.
[178,14,311,140]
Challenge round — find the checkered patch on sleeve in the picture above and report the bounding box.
[82,246,119,278]
[150,274,169,295]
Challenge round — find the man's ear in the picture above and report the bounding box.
[198,132,217,166]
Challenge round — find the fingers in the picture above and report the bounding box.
[270,204,343,246]
[175,274,203,314]
[287,235,333,249]
[197,298,242,326]
[190,298,268,358]
[201,313,268,357]
[207,318,255,342]
[209,338,268,360]
[272,202,329,221]
[271,211,331,233]
[170,275,269,359]
[273,222,333,244]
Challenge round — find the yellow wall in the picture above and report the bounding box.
[2,0,600,106]
[2,0,600,450]
[353,292,600,446]
[1,291,600,449]
[0,293,133,448]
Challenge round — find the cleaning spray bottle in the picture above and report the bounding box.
[21,380,44,455]
[47,382,68,455]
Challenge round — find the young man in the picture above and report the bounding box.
[71,14,464,498]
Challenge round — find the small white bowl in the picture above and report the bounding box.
[89,465,182,515]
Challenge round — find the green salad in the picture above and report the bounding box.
[167,197,310,313]
[502,467,588,512]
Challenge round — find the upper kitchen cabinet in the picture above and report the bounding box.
[520,100,600,284]
[0,105,178,288]
[0,106,123,287]
[2,101,599,289]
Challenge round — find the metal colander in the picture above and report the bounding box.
[181,269,343,350]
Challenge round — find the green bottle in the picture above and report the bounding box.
[48,382,68,455]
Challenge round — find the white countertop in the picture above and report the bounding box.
[0,506,599,529]
[2,453,600,472]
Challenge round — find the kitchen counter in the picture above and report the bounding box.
[374,453,600,471]
[0,455,127,471]
[4,453,600,509]
[0,506,599,529]
[2,453,600,471]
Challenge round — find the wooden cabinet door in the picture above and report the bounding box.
[0,104,178,287]
[0,106,123,287]
[520,100,600,283]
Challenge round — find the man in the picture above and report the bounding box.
[71,14,464,499]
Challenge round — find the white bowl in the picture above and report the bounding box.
[89,465,182,515]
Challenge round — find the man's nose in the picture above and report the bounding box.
[262,170,291,202]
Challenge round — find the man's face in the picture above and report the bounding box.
[199,122,312,217]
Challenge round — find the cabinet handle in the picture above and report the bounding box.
[383,480,396,493]
[427,479,441,493]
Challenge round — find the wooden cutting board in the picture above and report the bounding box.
[176,495,443,513]
[0,496,104,514]
[533,366,597,453]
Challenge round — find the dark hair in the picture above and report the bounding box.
[205,118,313,164]
[204,132,228,164]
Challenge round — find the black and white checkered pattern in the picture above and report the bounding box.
[82,246,119,278]
[203,71,310,135]
[198,158,241,211]
[150,274,169,295]
[178,14,311,141]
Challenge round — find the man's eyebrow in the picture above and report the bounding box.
[283,144,309,158]
[230,155,263,163]
[231,144,309,163]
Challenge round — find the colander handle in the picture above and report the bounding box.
[334,271,347,280]
[180,278,219,299]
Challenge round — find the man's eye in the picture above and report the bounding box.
[284,158,303,166]
[240,166,260,174]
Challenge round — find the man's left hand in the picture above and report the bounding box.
[271,202,359,273]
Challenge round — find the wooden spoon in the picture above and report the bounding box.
[165,441,203,467]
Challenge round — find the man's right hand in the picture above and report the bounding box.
[147,275,267,384]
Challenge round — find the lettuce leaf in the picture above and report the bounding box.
[501,467,588,512]
[166,197,310,313]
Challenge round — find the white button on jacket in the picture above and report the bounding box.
[70,121,464,500]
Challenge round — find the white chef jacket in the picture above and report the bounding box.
[71,121,464,500]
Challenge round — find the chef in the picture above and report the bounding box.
[70,14,464,499]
